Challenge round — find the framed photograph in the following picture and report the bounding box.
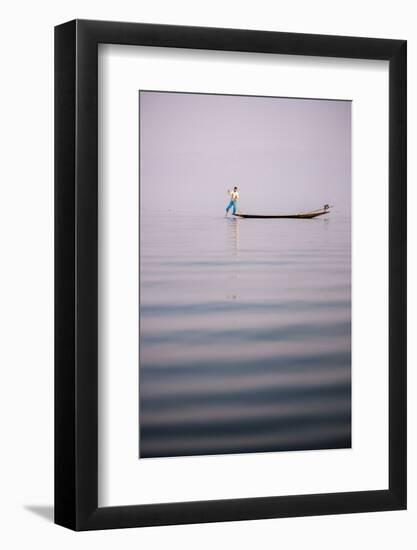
[55,20,406,530]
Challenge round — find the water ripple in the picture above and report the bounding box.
[139,213,351,458]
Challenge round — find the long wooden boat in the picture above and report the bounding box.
[233,205,331,219]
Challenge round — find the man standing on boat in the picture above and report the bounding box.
[225,186,239,216]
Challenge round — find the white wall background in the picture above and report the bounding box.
[0,0,414,548]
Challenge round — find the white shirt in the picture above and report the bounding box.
[229,190,239,201]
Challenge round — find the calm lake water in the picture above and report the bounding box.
[139,211,351,458]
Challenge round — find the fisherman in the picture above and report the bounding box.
[225,186,239,216]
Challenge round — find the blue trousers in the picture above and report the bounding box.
[226,200,237,215]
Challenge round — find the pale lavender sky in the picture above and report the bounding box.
[139,91,351,215]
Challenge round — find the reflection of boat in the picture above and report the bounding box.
[233,205,331,219]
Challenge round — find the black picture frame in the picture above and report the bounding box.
[55,19,407,531]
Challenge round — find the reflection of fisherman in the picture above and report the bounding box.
[225,186,239,216]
